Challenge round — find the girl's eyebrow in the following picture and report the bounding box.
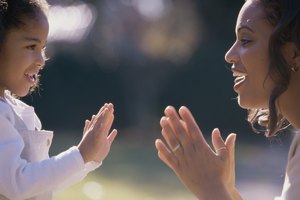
[22,36,47,46]
[22,36,42,43]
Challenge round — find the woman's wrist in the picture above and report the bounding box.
[231,188,243,200]
[195,183,233,200]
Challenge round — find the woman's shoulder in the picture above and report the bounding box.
[287,130,300,160]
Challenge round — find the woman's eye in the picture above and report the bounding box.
[240,39,251,46]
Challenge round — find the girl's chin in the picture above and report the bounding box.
[14,89,31,97]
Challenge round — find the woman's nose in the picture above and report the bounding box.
[225,42,238,64]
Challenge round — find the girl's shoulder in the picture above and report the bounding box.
[3,90,31,109]
[0,97,15,123]
[0,91,32,125]
[1,91,41,130]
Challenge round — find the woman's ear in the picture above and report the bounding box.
[292,46,300,66]
[282,42,300,72]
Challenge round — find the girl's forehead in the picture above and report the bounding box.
[16,14,49,44]
[21,12,49,31]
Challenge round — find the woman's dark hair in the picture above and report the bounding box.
[0,0,49,94]
[248,0,300,137]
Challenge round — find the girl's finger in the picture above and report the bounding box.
[96,103,109,117]
[94,107,110,130]
[83,120,90,134]
[102,112,115,137]
[107,129,118,144]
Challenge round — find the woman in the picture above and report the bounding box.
[155,0,300,199]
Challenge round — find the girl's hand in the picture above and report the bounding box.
[155,106,237,199]
[78,103,117,163]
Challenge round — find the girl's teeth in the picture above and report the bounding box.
[26,74,36,82]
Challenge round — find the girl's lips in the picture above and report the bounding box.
[25,73,37,85]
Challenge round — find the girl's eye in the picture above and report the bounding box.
[26,45,36,50]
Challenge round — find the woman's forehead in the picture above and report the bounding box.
[235,0,268,32]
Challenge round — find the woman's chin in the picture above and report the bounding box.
[237,96,268,110]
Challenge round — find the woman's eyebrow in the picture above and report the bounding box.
[237,25,254,33]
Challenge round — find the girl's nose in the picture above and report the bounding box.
[35,51,46,68]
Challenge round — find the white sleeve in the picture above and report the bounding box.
[278,133,300,200]
[0,115,86,200]
[53,151,102,194]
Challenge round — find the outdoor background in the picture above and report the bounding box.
[22,0,294,199]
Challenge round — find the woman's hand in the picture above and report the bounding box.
[78,103,117,163]
[155,106,237,199]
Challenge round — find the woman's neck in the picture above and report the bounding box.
[279,88,300,130]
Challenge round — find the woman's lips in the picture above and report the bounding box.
[233,75,246,91]
[232,69,247,92]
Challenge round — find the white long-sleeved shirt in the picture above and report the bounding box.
[274,132,300,200]
[0,92,100,200]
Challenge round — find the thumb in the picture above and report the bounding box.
[225,133,236,157]
[225,133,237,189]
[212,128,228,158]
[225,133,236,168]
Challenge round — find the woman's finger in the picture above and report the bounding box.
[211,128,228,158]
[155,139,178,170]
[160,117,182,154]
[178,106,206,147]
[164,106,190,148]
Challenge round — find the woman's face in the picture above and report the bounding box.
[225,0,276,109]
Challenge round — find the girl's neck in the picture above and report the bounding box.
[0,87,5,98]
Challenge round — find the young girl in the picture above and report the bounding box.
[0,1,117,199]
[155,0,300,199]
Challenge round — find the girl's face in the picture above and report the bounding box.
[225,0,276,109]
[0,12,49,97]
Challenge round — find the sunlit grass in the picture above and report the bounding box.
[51,130,290,200]
[54,173,194,200]
[51,131,195,200]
